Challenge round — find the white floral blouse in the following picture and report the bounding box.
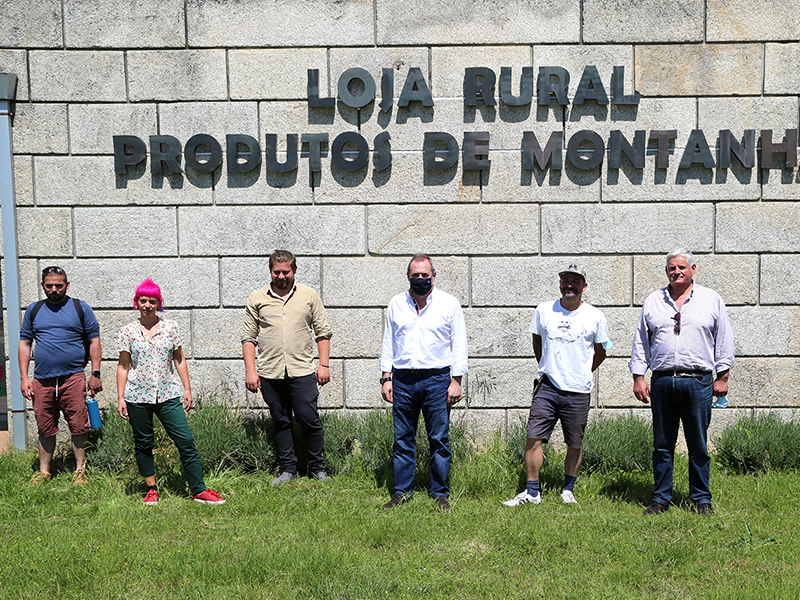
[117,318,184,404]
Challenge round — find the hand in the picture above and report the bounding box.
[183,390,194,411]
[447,379,462,406]
[381,381,393,404]
[245,372,261,393]
[117,398,129,420]
[21,377,33,401]
[633,375,650,404]
[712,379,729,396]
[88,374,103,395]
[316,365,330,386]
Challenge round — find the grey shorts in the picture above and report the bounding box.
[527,376,591,448]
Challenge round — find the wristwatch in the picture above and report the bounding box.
[380,376,392,385]
[91,370,101,378]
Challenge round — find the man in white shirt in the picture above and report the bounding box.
[380,254,468,511]
[504,263,609,507]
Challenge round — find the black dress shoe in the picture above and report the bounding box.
[643,501,668,515]
[435,497,450,510]
[383,494,410,509]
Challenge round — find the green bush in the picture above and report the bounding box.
[714,412,800,474]
[86,400,479,488]
[581,415,653,474]
[86,408,135,472]
[188,399,252,472]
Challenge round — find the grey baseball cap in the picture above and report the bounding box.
[558,262,587,281]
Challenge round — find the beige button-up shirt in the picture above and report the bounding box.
[241,283,332,379]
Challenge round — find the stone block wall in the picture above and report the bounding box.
[2,0,800,445]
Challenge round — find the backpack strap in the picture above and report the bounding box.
[72,298,86,334]
[72,298,91,368]
[27,300,47,340]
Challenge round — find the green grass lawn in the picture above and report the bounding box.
[1,451,798,600]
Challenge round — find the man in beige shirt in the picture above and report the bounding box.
[242,250,332,485]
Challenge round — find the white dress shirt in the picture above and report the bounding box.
[380,287,468,376]
[630,284,734,375]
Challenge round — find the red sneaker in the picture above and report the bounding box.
[192,489,226,505]
[143,488,159,506]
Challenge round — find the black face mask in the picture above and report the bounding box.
[409,277,432,295]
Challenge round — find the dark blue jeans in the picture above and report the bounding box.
[391,369,452,498]
[650,371,713,505]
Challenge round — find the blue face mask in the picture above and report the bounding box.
[409,277,432,295]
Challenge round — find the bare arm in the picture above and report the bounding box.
[591,343,607,372]
[532,334,542,363]
[243,341,261,392]
[447,375,463,407]
[18,339,33,400]
[173,346,193,411]
[117,351,131,419]
[633,374,650,404]
[87,337,103,395]
[381,372,393,404]
[316,337,330,385]
[713,369,729,396]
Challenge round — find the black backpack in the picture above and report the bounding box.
[29,298,92,368]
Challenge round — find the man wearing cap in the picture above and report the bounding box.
[503,262,609,507]
[380,254,468,511]
[631,248,734,516]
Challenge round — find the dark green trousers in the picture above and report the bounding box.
[126,397,206,495]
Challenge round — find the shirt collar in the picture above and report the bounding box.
[266,283,297,302]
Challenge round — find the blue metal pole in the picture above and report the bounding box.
[0,72,26,450]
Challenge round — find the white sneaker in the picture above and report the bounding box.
[503,491,541,506]
[561,490,577,504]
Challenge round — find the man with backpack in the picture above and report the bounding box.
[19,266,103,484]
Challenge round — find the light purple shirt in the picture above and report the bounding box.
[630,284,734,375]
[380,287,468,376]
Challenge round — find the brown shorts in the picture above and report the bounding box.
[32,372,90,437]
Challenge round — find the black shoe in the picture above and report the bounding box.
[696,503,714,516]
[383,494,411,509]
[435,497,451,511]
[644,501,668,515]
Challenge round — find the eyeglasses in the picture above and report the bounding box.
[672,312,681,335]
[42,266,64,276]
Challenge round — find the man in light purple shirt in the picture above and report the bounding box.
[631,248,734,516]
[380,254,468,511]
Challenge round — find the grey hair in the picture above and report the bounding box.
[407,254,435,274]
[666,248,696,268]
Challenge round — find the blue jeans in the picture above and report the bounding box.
[391,369,452,498]
[650,371,713,505]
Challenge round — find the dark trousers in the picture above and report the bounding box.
[126,397,206,495]
[650,371,713,505]
[260,374,325,473]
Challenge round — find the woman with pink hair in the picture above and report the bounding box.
[116,278,225,506]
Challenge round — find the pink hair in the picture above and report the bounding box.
[133,278,165,312]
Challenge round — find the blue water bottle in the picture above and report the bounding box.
[86,397,103,428]
[712,395,729,408]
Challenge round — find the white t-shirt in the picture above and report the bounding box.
[529,300,609,393]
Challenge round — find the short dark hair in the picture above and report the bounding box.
[407,254,435,275]
[269,250,297,271]
[41,265,67,284]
